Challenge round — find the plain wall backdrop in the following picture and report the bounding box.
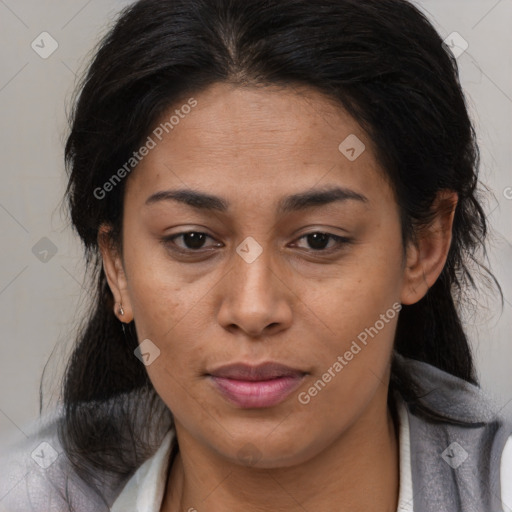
[0,0,511,452]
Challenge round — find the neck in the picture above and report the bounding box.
[162,394,399,512]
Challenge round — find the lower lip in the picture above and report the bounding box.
[209,375,305,408]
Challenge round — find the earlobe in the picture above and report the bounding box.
[98,224,134,322]
[400,190,458,305]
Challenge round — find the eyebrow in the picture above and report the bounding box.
[144,186,368,214]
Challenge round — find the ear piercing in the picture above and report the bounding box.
[118,303,125,316]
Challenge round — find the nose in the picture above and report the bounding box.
[216,243,293,338]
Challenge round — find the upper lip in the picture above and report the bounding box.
[207,362,306,381]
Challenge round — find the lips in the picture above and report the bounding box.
[207,362,307,408]
[208,362,305,381]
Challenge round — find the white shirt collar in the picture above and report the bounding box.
[111,430,174,512]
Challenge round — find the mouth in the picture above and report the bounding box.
[206,362,307,409]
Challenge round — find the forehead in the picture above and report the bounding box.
[126,82,390,208]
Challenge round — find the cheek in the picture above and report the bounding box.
[122,234,191,331]
[300,235,404,398]
[123,250,215,375]
[308,240,403,336]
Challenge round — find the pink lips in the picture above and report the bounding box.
[208,362,306,408]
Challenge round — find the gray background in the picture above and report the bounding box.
[0,0,511,451]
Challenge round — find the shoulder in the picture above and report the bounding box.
[0,409,104,511]
[393,352,512,430]
[0,406,134,512]
[393,352,512,510]
[0,410,69,511]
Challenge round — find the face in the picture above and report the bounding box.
[100,82,452,468]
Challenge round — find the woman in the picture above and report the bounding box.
[0,0,510,510]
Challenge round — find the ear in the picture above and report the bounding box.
[400,190,458,305]
[98,224,134,323]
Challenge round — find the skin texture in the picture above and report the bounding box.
[99,82,457,511]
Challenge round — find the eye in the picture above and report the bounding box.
[163,231,222,252]
[292,232,352,252]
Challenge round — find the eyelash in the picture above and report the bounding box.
[161,231,353,256]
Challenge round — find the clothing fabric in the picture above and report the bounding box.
[108,392,512,512]
[0,353,511,511]
[107,394,431,511]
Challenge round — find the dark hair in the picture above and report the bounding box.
[58,0,499,499]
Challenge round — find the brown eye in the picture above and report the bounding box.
[294,232,352,252]
[163,231,221,252]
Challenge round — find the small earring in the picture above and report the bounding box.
[118,303,125,316]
